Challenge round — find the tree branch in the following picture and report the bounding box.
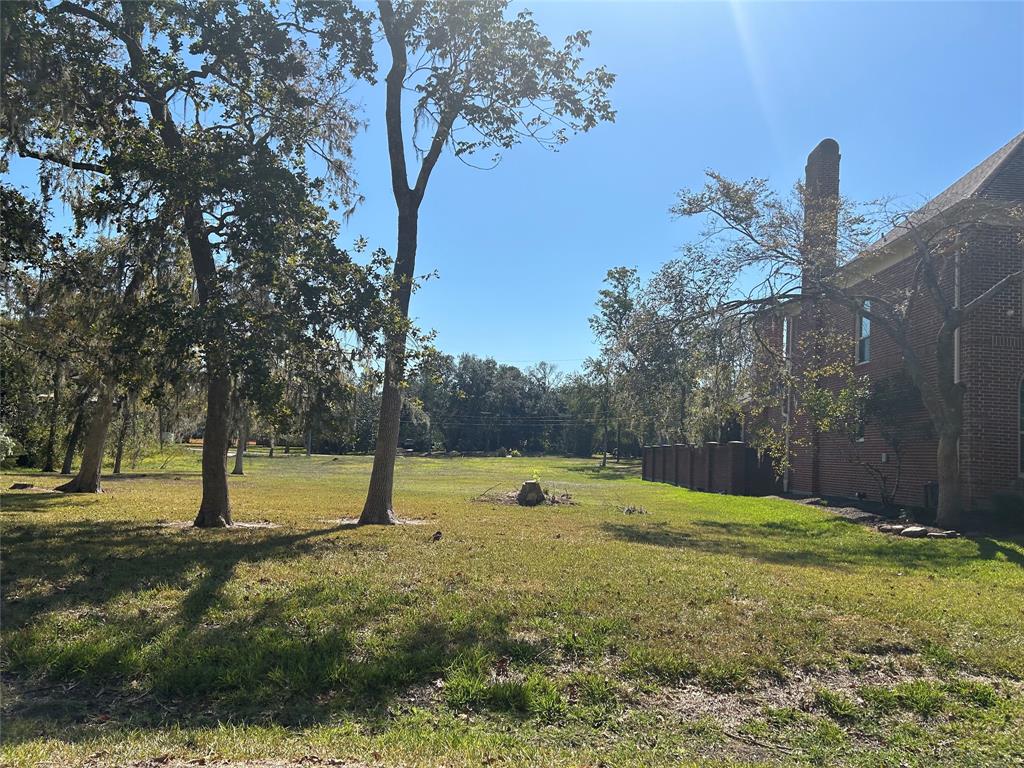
[15,141,107,174]
[377,0,412,205]
[962,267,1024,319]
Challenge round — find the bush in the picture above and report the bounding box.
[0,428,20,467]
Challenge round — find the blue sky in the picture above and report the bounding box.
[343,1,1023,371]
[7,2,1023,373]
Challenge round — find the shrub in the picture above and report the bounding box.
[0,428,19,467]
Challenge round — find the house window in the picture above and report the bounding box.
[1019,378,1024,475]
[857,301,871,364]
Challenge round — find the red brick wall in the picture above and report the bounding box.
[811,253,941,508]
[960,223,1024,508]
[784,222,1024,512]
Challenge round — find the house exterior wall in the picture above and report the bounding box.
[783,222,1024,512]
[787,252,943,507]
[960,223,1024,509]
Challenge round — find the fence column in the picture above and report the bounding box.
[726,441,747,494]
[705,442,718,492]
[673,444,687,487]
[666,444,678,485]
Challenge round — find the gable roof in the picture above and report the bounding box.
[865,129,1024,254]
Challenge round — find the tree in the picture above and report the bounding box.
[354,0,615,524]
[588,265,717,449]
[54,237,164,493]
[668,167,1023,527]
[3,0,374,524]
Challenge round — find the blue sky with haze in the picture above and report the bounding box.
[344,1,1023,371]
[7,2,1022,373]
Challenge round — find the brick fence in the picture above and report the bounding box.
[642,442,781,496]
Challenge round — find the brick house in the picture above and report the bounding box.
[774,132,1024,512]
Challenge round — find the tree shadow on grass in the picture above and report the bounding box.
[599,518,1024,572]
[1,491,84,511]
[1,516,528,742]
[99,471,203,483]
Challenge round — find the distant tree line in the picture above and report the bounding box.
[396,354,642,458]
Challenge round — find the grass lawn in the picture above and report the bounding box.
[2,453,1023,767]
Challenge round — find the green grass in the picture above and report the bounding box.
[2,453,1023,767]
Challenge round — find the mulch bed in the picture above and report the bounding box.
[783,496,960,538]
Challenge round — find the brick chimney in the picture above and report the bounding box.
[802,138,841,289]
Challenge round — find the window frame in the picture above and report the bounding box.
[856,300,871,365]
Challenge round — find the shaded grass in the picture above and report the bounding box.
[2,454,1023,766]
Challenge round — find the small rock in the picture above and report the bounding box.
[900,526,928,538]
[927,530,960,539]
[878,524,906,533]
[431,530,443,542]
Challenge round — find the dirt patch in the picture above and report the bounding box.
[317,517,428,526]
[642,657,1016,728]
[108,760,365,768]
[155,520,280,529]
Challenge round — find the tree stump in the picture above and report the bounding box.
[516,480,546,507]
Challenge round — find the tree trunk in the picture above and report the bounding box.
[931,319,964,529]
[112,397,131,475]
[269,430,275,458]
[615,422,621,463]
[174,199,233,528]
[121,40,233,528]
[359,204,418,525]
[42,362,64,472]
[57,379,116,493]
[305,428,312,457]
[232,411,246,476]
[61,401,87,475]
[360,358,403,524]
[194,367,232,527]
[935,429,961,529]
